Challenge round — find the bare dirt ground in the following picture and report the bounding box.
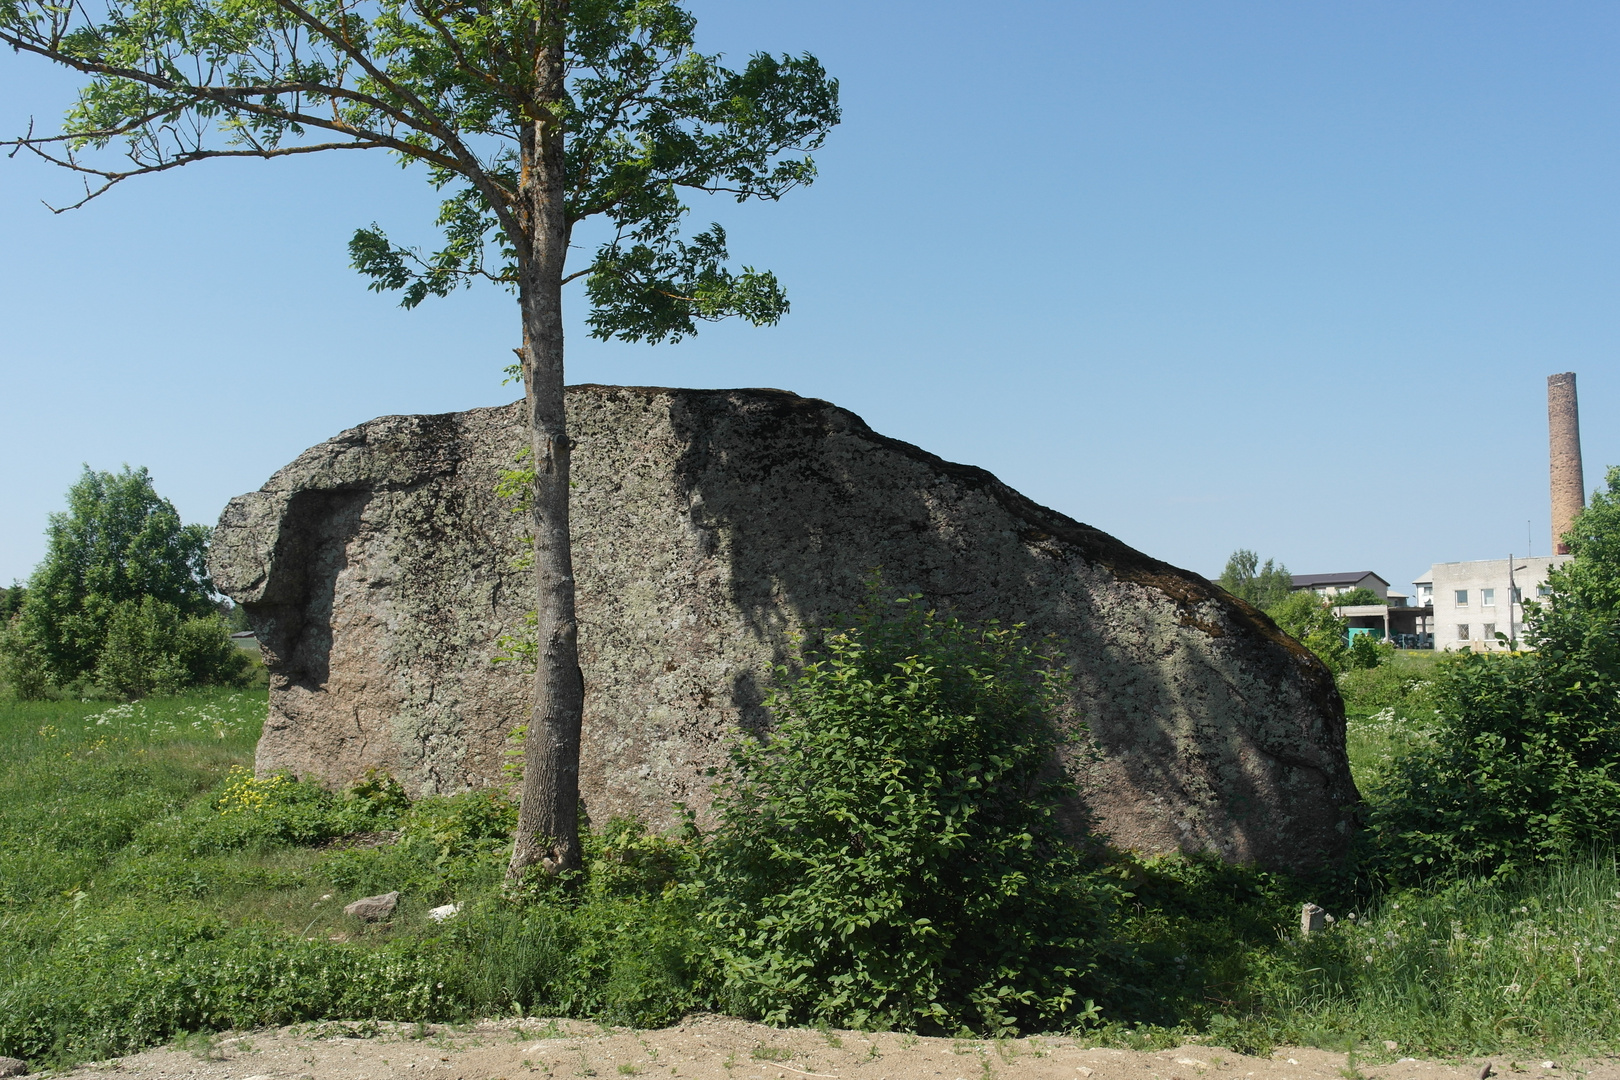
[57,1017,1620,1080]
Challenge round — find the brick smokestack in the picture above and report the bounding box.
[1548,372,1584,556]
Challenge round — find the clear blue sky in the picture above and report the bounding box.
[3,1,1616,595]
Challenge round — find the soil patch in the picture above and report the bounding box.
[57,1017,1619,1080]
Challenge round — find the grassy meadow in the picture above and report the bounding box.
[3,671,1620,1066]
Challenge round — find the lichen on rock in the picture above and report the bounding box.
[210,385,1357,872]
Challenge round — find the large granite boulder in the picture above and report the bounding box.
[211,385,1357,871]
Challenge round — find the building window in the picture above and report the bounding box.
[1481,588,1495,607]
[1482,623,1496,639]
[1510,587,1522,604]
[1457,624,1470,641]
[1455,590,1469,606]
[1539,584,1553,596]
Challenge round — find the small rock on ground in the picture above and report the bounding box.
[342,891,399,921]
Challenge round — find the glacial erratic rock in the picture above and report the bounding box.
[212,385,1358,872]
[343,891,400,921]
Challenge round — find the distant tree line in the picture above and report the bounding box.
[0,467,250,699]
[1215,549,1388,673]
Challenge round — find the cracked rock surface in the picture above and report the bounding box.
[210,385,1356,871]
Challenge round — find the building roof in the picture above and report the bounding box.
[1291,571,1391,589]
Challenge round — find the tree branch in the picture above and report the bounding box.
[0,29,529,218]
[262,0,526,234]
[0,26,436,141]
[15,136,389,211]
[412,0,528,115]
[269,0,527,174]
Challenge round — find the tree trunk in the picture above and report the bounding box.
[507,11,584,881]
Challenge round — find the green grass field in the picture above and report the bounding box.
[1341,651,1442,783]
[0,689,705,1065]
[3,681,1619,1066]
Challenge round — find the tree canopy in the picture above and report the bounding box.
[13,466,214,686]
[1265,588,1348,673]
[1216,549,1293,611]
[0,0,836,342]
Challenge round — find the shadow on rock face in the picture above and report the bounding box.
[210,385,1357,874]
[654,388,1353,869]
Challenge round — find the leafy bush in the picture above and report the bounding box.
[0,615,51,700]
[322,788,515,901]
[698,595,1115,1035]
[1343,632,1394,671]
[5,466,217,690]
[95,597,250,699]
[1265,590,1348,672]
[1364,648,1620,882]
[1366,466,1620,883]
[191,766,407,854]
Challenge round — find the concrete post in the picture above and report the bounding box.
[1549,373,1584,556]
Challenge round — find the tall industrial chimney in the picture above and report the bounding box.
[1548,372,1584,556]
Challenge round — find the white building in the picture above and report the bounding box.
[1418,555,1569,651]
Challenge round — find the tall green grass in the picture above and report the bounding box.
[1319,859,1620,1052]
[0,690,704,1066]
[4,687,1620,1066]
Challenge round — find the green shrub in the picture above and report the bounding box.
[1366,467,1620,884]
[95,597,249,699]
[698,594,1115,1035]
[1343,632,1393,671]
[0,616,51,700]
[1265,591,1348,673]
[1364,648,1620,882]
[8,466,217,689]
[322,788,515,901]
